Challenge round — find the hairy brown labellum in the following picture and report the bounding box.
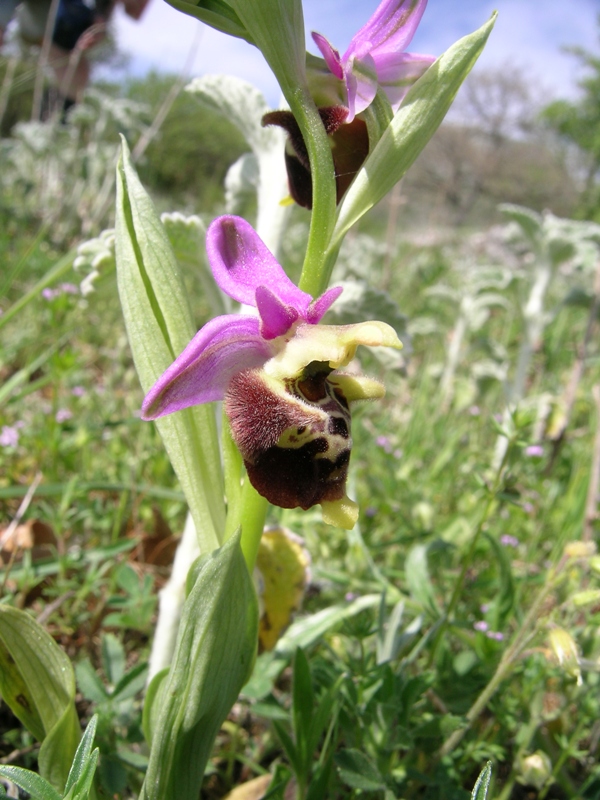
[225,364,352,510]
[262,107,369,209]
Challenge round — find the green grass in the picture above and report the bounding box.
[1,179,599,800]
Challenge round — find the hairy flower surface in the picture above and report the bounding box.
[142,215,401,528]
[312,0,435,121]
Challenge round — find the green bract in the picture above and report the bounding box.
[139,531,258,800]
[115,138,225,553]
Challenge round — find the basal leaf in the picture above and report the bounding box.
[0,766,61,800]
[0,607,80,790]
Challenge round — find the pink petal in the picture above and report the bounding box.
[207,216,313,314]
[345,53,378,121]
[255,285,300,340]
[311,31,344,80]
[375,51,435,109]
[306,286,343,323]
[141,315,271,419]
[345,0,429,63]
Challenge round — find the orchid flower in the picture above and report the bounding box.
[142,215,401,529]
[312,0,435,121]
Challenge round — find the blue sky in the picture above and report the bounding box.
[108,0,599,104]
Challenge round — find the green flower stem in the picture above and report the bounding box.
[222,411,244,543]
[221,412,267,571]
[290,87,338,299]
[238,480,269,572]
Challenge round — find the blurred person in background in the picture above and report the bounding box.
[0,0,148,115]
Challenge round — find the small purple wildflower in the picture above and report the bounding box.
[364,506,377,518]
[525,444,544,458]
[345,592,359,602]
[376,435,393,453]
[42,283,79,301]
[71,386,86,397]
[474,620,489,632]
[486,630,505,641]
[522,502,534,514]
[469,405,481,417]
[55,409,73,423]
[500,534,519,548]
[393,448,403,459]
[480,603,491,613]
[0,423,24,447]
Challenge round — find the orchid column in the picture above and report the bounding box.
[115,2,497,798]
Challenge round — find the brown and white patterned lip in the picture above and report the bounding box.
[225,364,353,511]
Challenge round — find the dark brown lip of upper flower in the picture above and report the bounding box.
[262,107,369,209]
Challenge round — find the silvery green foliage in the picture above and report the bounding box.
[500,205,600,317]
[160,212,230,316]
[325,279,409,368]
[224,152,259,216]
[318,232,409,366]
[412,262,513,405]
[334,233,388,284]
[73,229,115,296]
[185,74,288,254]
[1,89,147,242]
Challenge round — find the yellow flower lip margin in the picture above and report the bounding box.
[264,319,402,381]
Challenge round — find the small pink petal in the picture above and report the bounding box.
[312,31,344,79]
[256,285,300,340]
[306,286,343,323]
[375,51,435,108]
[345,54,378,120]
[142,315,271,419]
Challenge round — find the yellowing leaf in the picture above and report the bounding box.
[256,527,311,651]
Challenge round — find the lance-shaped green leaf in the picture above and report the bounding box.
[164,0,252,42]
[139,531,258,800]
[0,766,61,800]
[471,761,493,799]
[115,138,225,553]
[328,13,497,256]
[63,715,99,800]
[0,607,80,790]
